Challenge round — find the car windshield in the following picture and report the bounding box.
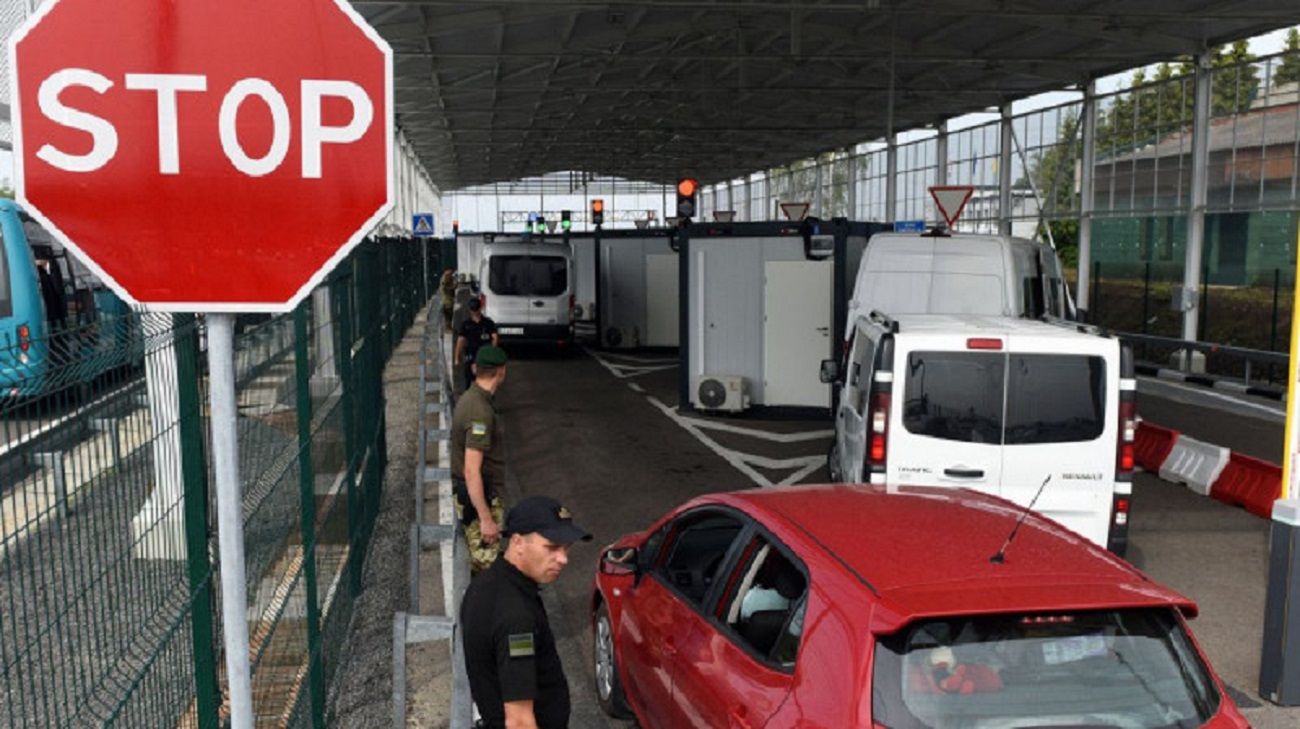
[872,609,1219,729]
[488,255,567,297]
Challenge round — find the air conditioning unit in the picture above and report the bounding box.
[604,326,641,348]
[695,375,749,412]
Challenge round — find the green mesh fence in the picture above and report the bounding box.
[0,237,439,728]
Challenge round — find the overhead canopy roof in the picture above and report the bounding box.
[354,1,1300,190]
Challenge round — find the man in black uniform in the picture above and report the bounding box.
[454,298,499,391]
[461,496,592,729]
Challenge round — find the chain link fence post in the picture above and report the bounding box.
[331,269,362,598]
[294,303,327,726]
[177,312,221,729]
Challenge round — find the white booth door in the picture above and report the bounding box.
[763,260,832,407]
[645,254,679,347]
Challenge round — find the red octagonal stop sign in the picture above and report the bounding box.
[8,0,393,312]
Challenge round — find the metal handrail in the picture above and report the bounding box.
[395,300,471,726]
[1115,330,1287,389]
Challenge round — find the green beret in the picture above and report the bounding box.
[475,345,508,367]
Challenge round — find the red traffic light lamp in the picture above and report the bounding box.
[676,177,700,219]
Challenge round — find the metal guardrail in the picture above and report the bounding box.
[394,300,473,727]
[1115,330,1288,390]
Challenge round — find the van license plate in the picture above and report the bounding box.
[500,327,524,335]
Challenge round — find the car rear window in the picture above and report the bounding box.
[872,609,1219,729]
[901,352,1004,444]
[1005,355,1106,444]
[902,352,1106,445]
[488,255,568,297]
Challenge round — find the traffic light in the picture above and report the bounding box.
[676,177,699,219]
[561,210,572,231]
[591,199,605,227]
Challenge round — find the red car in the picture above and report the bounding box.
[591,484,1247,729]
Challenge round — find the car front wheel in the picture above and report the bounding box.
[594,601,632,718]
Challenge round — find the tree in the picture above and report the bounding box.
[1277,27,1300,86]
[1211,40,1259,114]
[1030,111,1081,213]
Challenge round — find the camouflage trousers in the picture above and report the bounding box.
[454,495,506,574]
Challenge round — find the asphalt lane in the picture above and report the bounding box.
[491,347,1299,727]
[497,346,759,728]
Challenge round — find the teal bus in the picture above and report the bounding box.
[0,199,134,398]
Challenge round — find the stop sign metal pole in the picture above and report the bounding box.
[207,313,255,728]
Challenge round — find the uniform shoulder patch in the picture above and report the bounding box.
[470,421,488,437]
[507,632,535,658]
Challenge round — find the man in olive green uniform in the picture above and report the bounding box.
[452,345,509,573]
[440,269,457,330]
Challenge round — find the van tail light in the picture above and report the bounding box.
[1108,492,1131,556]
[568,293,576,317]
[17,324,30,352]
[966,337,1003,350]
[868,391,891,465]
[479,293,487,311]
[1117,398,1136,476]
[1113,496,1130,525]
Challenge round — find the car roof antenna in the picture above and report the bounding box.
[989,475,1052,565]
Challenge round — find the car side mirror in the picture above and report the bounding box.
[819,359,840,384]
[600,546,639,577]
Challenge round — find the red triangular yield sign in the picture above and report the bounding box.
[779,202,811,220]
[929,186,974,227]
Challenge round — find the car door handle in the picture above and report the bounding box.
[944,467,984,479]
[532,300,545,307]
[729,706,753,729]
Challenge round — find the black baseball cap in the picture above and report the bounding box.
[505,496,592,544]
[467,298,482,311]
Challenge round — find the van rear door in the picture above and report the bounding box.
[889,336,1004,493]
[485,254,569,329]
[998,336,1116,547]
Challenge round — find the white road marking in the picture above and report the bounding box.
[736,452,824,470]
[596,352,679,365]
[585,347,678,380]
[646,396,828,489]
[676,416,834,443]
[647,395,775,487]
[593,348,829,487]
[778,460,826,486]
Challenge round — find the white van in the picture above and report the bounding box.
[478,242,575,346]
[844,232,1072,342]
[822,312,1135,554]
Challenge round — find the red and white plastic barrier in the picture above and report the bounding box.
[1139,422,1282,518]
[1210,453,1282,520]
[1158,435,1230,496]
[1134,421,1180,473]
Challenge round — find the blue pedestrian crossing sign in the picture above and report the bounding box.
[413,213,436,237]
[894,219,926,233]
